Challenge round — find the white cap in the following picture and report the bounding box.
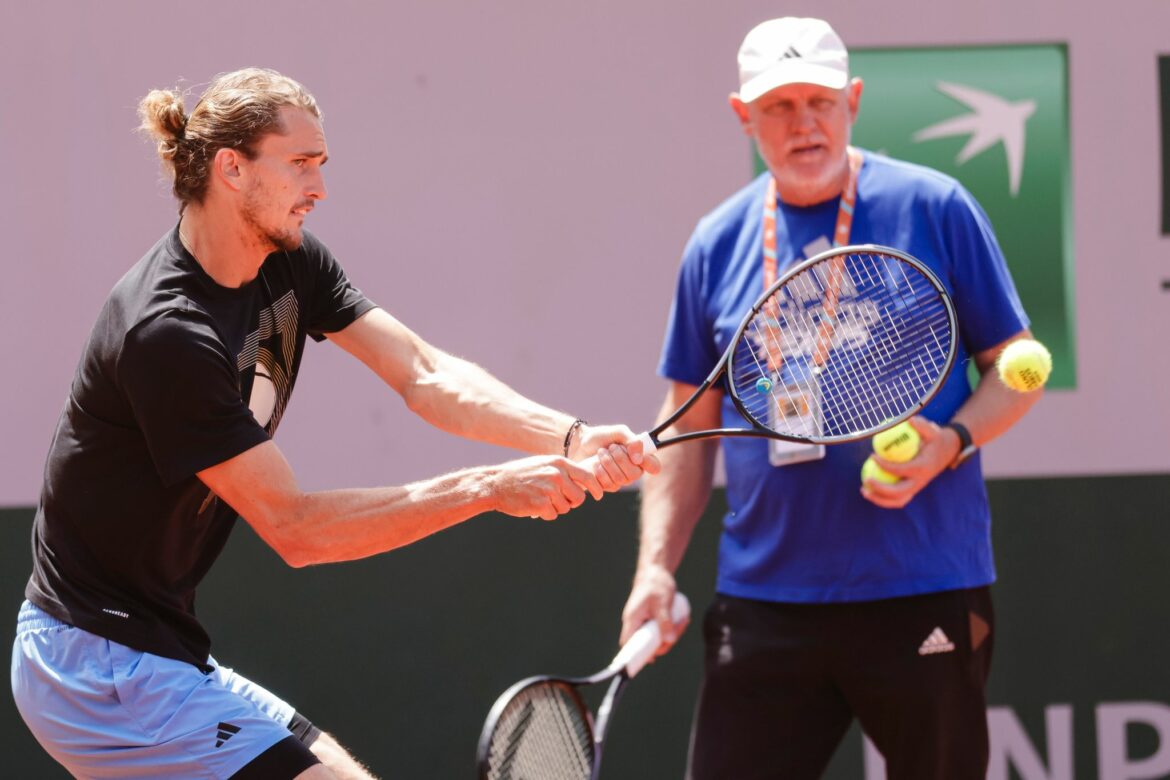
[737,18,849,103]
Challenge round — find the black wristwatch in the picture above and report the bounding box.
[944,421,977,469]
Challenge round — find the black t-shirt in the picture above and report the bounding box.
[26,226,376,670]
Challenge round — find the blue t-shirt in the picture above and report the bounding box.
[659,150,1029,603]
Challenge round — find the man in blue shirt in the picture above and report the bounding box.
[619,18,1043,779]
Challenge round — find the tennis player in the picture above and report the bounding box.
[619,18,1042,779]
[10,68,657,779]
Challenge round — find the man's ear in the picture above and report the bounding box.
[212,147,245,193]
[846,77,864,124]
[728,93,753,137]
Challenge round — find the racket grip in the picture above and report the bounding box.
[576,431,657,473]
[633,430,658,456]
[610,592,690,678]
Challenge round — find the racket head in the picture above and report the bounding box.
[727,244,958,443]
[477,676,597,780]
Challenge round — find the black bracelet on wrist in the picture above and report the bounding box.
[944,421,977,469]
[562,418,588,457]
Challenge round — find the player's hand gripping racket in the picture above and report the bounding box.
[476,593,691,780]
[601,245,958,458]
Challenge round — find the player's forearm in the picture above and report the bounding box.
[634,440,717,576]
[403,350,573,455]
[951,370,1042,447]
[951,335,1044,448]
[256,467,501,567]
[329,310,576,455]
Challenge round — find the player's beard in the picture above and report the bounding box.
[242,185,303,253]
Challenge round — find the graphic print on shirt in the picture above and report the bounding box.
[238,289,299,433]
[749,234,880,365]
[762,263,875,363]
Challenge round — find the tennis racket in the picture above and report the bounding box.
[605,244,958,457]
[476,593,691,780]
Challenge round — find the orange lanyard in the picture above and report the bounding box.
[762,146,863,288]
[759,147,862,373]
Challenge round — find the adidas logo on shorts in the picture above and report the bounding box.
[918,627,956,655]
[215,722,241,748]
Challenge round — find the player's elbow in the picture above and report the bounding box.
[267,540,315,570]
[270,522,323,569]
[400,376,431,417]
[245,499,323,569]
[401,369,473,432]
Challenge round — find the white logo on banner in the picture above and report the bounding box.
[863,702,1170,779]
[912,82,1036,196]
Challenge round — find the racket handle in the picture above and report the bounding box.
[633,430,658,456]
[609,592,690,678]
[576,431,657,472]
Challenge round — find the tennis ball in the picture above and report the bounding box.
[872,421,920,464]
[997,339,1052,393]
[861,456,900,485]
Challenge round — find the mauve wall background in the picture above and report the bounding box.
[2,0,1168,506]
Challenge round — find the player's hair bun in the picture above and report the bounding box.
[137,89,187,159]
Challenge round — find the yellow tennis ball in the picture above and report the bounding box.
[861,456,900,485]
[997,339,1052,393]
[872,421,921,464]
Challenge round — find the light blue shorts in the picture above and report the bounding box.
[11,601,307,779]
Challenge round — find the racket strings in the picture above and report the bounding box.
[732,251,953,439]
[785,255,947,432]
[483,682,594,780]
[837,256,950,425]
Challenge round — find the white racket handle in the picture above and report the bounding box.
[608,592,690,679]
[577,431,658,472]
[632,431,658,456]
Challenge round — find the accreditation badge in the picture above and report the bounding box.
[767,375,827,466]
